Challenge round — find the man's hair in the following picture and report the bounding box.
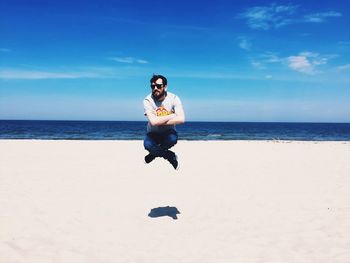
[150,74,167,86]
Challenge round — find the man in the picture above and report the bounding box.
[143,74,185,170]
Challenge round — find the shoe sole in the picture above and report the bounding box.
[174,154,180,171]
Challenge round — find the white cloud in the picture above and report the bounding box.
[110,57,133,63]
[251,61,265,69]
[239,4,342,30]
[0,64,159,80]
[286,52,328,74]
[254,51,330,74]
[0,66,153,80]
[167,71,265,80]
[287,56,314,74]
[239,4,298,30]
[110,56,148,64]
[238,37,252,51]
[0,69,107,80]
[136,59,148,64]
[304,11,342,23]
[0,68,274,81]
[261,52,283,63]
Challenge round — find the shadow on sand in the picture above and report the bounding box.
[148,206,180,220]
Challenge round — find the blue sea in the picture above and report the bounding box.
[1,120,350,141]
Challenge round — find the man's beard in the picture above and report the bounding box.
[152,89,166,100]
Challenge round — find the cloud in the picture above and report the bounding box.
[252,52,281,69]
[286,56,314,74]
[136,59,148,64]
[166,71,266,80]
[238,37,252,51]
[0,70,105,79]
[261,52,283,63]
[286,52,328,74]
[239,4,342,30]
[304,11,342,23]
[251,61,265,69]
[110,57,133,63]
[0,66,152,80]
[255,51,330,74]
[0,48,11,52]
[109,56,148,64]
[239,3,298,30]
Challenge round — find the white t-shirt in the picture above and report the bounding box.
[143,92,183,133]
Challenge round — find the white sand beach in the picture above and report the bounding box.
[1,140,350,263]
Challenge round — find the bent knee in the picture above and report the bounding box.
[143,139,154,150]
[163,136,177,148]
[169,136,178,146]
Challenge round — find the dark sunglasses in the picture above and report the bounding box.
[151,84,164,89]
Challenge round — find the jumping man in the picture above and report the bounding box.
[143,74,185,170]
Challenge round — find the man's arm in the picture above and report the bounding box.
[164,106,185,125]
[143,96,184,126]
[144,98,175,126]
[145,110,176,126]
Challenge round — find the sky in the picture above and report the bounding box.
[1,0,350,122]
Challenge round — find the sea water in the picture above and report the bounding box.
[1,120,350,141]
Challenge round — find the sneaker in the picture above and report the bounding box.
[144,153,156,164]
[168,154,179,170]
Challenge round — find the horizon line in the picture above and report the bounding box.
[1,119,349,124]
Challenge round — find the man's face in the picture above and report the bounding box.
[151,78,166,99]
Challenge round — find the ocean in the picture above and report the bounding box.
[1,120,350,141]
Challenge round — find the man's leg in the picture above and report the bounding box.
[160,129,178,151]
[143,132,170,161]
[160,129,179,170]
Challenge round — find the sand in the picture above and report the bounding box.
[1,140,350,263]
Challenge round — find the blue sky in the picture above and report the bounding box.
[1,0,350,122]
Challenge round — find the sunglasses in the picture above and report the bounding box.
[151,84,164,90]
